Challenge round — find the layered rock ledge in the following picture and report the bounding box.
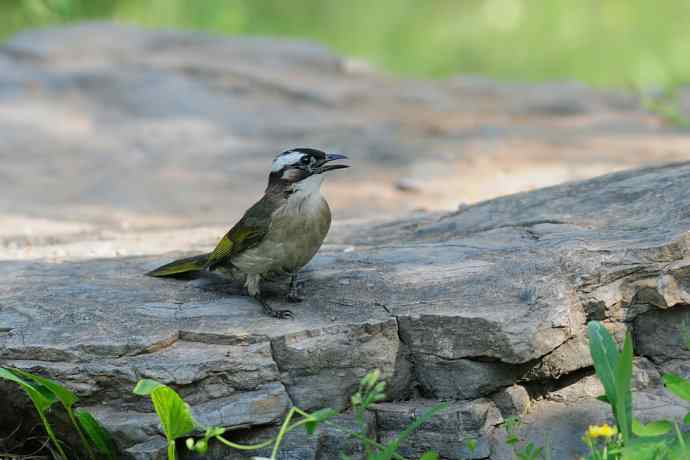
[1,23,690,460]
[2,162,689,459]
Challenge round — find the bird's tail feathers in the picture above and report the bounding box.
[146,253,210,277]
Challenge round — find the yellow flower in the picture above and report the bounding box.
[585,424,617,439]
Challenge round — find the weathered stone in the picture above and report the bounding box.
[492,385,531,418]
[547,374,604,403]
[372,399,502,460]
[414,356,525,400]
[632,357,663,390]
[126,437,168,460]
[2,22,690,460]
[634,305,690,364]
[271,320,402,411]
[525,333,592,380]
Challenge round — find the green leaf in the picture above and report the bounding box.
[663,373,690,402]
[305,408,337,435]
[420,452,439,460]
[0,368,65,459]
[466,438,478,452]
[360,369,381,392]
[632,418,673,437]
[75,410,116,460]
[614,332,634,443]
[587,322,620,412]
[13,368,78,409]
[150,386,197,440]
[596,394,609,403]
[0,368,56,413]
[132,379,166,396]
[506,434,519,445]
[684,412,690,426]
[205,426,225,438]
[619,437,672,460]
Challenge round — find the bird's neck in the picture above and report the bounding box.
[266,174,324,199]
[290,174,324,197]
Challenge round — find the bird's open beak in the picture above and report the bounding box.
[316,153,349,173]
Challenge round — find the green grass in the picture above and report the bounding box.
[1,0,690,89]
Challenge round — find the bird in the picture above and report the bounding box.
[146,147,349,319]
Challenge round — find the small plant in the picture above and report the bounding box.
[0,367,115,460]
[134,370,445,460]
[584,321,690,459]
[503,416,548,460]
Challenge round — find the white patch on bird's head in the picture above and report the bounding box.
[271,151,305,172]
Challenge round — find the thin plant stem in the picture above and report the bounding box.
[675,423,689,460]
[270,407,298,460]
[37,410,68,460]
[215,435,275,451]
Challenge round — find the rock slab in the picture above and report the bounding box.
[1,23,690,460]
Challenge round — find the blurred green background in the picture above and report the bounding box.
[1,0,688,89]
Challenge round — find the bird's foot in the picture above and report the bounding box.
[286,292,304,303]
[254,294,294,319]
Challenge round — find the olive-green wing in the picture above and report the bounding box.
[205,196,277,270]
[206,225,267,270]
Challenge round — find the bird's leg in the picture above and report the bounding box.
[245,274,293,319]
[286,273,304,303]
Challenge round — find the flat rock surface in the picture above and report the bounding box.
[2,23,690,460]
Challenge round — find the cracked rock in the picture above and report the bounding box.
[2,22,690,460]
[372,399,502,460]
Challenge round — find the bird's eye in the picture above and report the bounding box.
[300,156,311,165]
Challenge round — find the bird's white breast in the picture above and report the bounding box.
[231,175,332,276]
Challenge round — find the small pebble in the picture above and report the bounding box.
[394,178,422,193]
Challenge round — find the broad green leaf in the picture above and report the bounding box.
[663,373,690,402]
[684,412,690,426]
[632,418,673,437]
[75,410,116,460]
[0,368,65,459]
[619,437,671,460]
[132,379,166,396]
[420,452,439,460]
[305,408,338,435]
[13,368,78,408]
[587,322,620,412]
[615,332,634,443]
[595,394,609,403]
[150,386,197,440]
[0,368,56,413]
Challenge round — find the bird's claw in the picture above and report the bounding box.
[255,294,294,319]
[273,309,294,319]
